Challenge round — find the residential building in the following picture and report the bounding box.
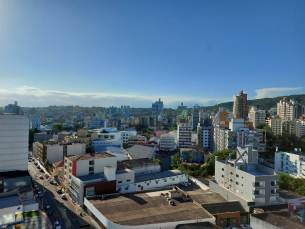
[96,111,105,120]
[159,134,175,151]
[35,140,86,164]
[84,185,212,229]
[274,148,305,178]
[152,98,163,126]
[268,108,277,116]
[213,107,234,126]
[282,120,305,137]
[126,145,156,160]
[76,113,84,120]
[0,115,29,172]
[147,136,160,145]
[266,116,282,136]
[248,106,266,128]
[4,101,23,115]
[64,129,98,147]
[86,119,107,128]
[233,91,247,119]
[212,145,280,209]
[108,106,117,116]
[121,130,137,145]
[197,123,213,152]
[52,160,64,176]
[92,139,123,153]
[277,97,305,120]
[177,119,192,149]
[127,135,147,147]
[192,104,200,130]
[64,153,117,185]
[29,113,41,130]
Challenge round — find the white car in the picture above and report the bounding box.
[37,191,43,197]
[61,194,66,199]
[39,175,44,179]
[54,221,62,229]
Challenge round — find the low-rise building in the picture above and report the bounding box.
[64,153,117,185]
[34,131,72,142]
[117,158,161,175]
[159,134,175,151]
[52,160,64,176]
[274,148,305,178]
[35,140,86,164]
[126,145,156,160]
[127,135,147,147]
[211,145,280,210]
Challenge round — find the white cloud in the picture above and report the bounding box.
[254,87,302,99]
[0,86,224,108]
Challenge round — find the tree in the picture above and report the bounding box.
[171,152,182,167]
[170,124,177,131]
[152,158,162,169]
[135,122,146,132]
[52,123,63,130]
[44,160,49,167]
[86,146,95,154]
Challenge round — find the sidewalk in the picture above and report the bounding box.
[65,192,102,229]
[39,209,53,229]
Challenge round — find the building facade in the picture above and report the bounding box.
[266,116,282,136]
[177,119,192,149]
[92,139,123,153]
[248,106,266,128]
[192,104,200,130]
[0,115,29,172]
[159,134,175,151]
[4,101,23,115]
[233,91,247,119]
[277,97,305,121]
[197,123,213,152]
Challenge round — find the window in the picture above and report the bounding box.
[254,190,259,195]
[172,178,175,181]
[164,179,167,182]
[125,187,129,190]
[271,189,276,194]
[127,179,130,182]
[222,168,224,171]
[156,181,159,184]
[222,175,224,178]
[138,185,141,188]
[236,174,239,178]
[89,160,94,165]
[254,182,260,187]
[118,181,122,184]
[147,183,150,186]
[89,167,94,172]
[236,182,239,185]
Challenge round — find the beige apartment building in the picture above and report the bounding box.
[266,116,282,136]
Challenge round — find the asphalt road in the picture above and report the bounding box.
[28,159,88,229]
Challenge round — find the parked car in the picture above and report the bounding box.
[44,174,49,178]
[185,182,191,186]
[180,182,188,187]
[34,184,39,191]
[37,191,43,197]
[32,159,35,162]
[45,206,53,214]
[54,221,62,229]
[60,194,66,199]
[28,159,32,162]
[48,179,53,184]
[40,169,44,173]
[57,188,62,194]
[39,175,44,179]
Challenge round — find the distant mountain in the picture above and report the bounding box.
[202,94,305,112]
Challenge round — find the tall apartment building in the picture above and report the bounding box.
[277,97,305,120]
[248,106,266,128]
[213,145,279,206]
[197,123,213,152]
[282,120,304,138]
[159,134,175,151]
[266,116,282,136]
[213,118,266,153]
[0,115,29,172]
[152,98,163,127]
[213,107,234,126]
[233,91,247,119]
[86,119,107,128]
[108,106,117,116]
[4,101,24,115]
[177,119,192,149]
[29,113,41,130]
[274,149,305,178]
[192,104,200,130]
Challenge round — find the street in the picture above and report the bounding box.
[28,159,90,229]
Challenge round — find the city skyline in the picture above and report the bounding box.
[0,0,304,107]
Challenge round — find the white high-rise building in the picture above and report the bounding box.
[277,97,305,120]
[0,115,29,172]
[159,134,175,151]
[266,116,282,136]
[29,113,41,130]
[248,106,266,128]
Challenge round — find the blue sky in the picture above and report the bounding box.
[0,0,304,108]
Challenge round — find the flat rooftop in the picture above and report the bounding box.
[277,189,303,199]
[126,145,155,159]
[186,190,227,205]
[201,201,246,214]
[0,170,30,179]
[87,191,213,226]
[0,195,20,209]
[76,173,106,182]
[134,170,183,183]
[117,158,159,170]
[66,152,115,161]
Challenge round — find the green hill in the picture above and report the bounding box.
[202,94,305,112]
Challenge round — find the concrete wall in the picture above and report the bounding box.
[84,198,216,229]
[76,160,90,177]
[47,145,63,164]
[67,143,86,156]
[116,171,135,186]
[209,180,252,212]
[23,202,38,212]
[94,157,117,174]
[0,115,29,172]
[250,214,279,229]
[189,176,209,190]
[132,164,161,176]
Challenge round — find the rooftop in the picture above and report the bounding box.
[117,158,160,170]
[126,145,155,159]
[251,211,305,229]
[0,195,20,209]
[187,190,227,205]
[134,170,183,183]
[277,189,304,199]
[201,201,246,215]
[66,152,115,161]
[116,169,133,175]
[87,191,212,226]
[175,222,221,229]
[53,160,64,167]
[75,173,106,182]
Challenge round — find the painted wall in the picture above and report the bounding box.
[46,145,63,164]
[23,203,38,212]
[67,144,86,156]
[0,204,23,225]
[116,171,135,187]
